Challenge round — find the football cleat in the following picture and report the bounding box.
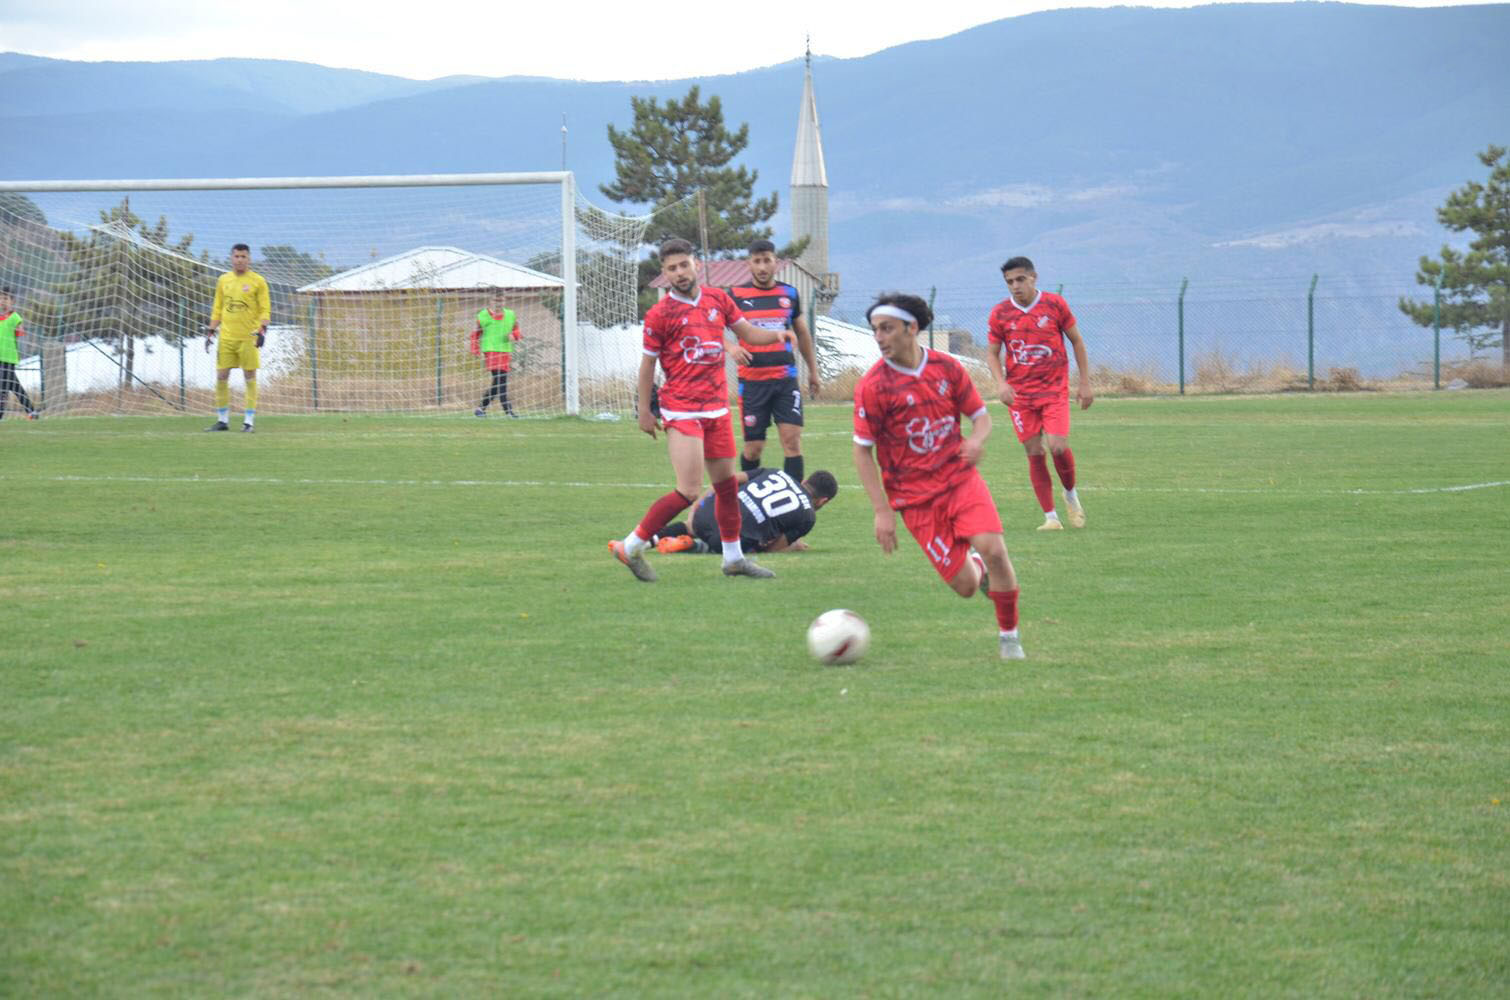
[205,421,229,432]
[1036,517,1064,532]
[608,539,657,582]
[1063,495,1085,528]
[656,534,696,554]
[999,635,1027,660]
[241,423,255,433]
[474,407,487,418]
[26,411,40,420]
[722,557,775,579]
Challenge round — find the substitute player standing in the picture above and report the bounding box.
[853,292,1026,660]
[608,238,795,582]
[204,243,270,432]
[470,288,522,418]
[0,289,40,420]
[727,239,821,482]
[985,256,1094,530]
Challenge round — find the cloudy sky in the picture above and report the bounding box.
[0,0,1479,82]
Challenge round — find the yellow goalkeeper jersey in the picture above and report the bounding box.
[211,269,270,341]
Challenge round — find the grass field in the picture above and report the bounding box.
[3,391,1507,996]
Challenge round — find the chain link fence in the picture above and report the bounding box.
[826,277,1503,395]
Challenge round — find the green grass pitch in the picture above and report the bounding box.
[3,391,1507,996]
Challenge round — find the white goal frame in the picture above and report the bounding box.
[0,171,605,415]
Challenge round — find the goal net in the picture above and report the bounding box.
[0,174,651,418]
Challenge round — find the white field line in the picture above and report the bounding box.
[6,474,1508,496]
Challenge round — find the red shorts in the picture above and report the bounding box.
[1007,395,1070,442]
[663,411,736,460]
[898,469,1003,582]
[482,351,512,373]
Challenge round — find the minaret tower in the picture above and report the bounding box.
[790,40,836,313]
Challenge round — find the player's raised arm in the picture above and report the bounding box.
[729,316,794,348]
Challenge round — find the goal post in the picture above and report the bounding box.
[0,172,651,418]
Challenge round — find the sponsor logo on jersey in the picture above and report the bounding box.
[905,415,957,455]
[937,379,950,397]
[1037,315,1050,328]
[680,335,723,365]
[707,308,720,323]
[1009,338,1054,364]
[779,297,792,308]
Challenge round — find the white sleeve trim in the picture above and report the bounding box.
[642,348,658,357]
[852,434,875,447]
[968,406,988,421]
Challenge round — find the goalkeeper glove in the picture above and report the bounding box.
[255,329,266,348]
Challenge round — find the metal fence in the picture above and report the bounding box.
[828,276,1490,394]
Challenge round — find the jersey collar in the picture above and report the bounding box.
[1007,291,1042,314]
[668,287,703,306]
[883,346,930,378]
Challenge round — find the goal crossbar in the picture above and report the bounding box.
[0,172,629,417]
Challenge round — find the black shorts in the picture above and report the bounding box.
[737,376,803,441]
[690,499,758,554]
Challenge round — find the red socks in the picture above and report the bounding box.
[1052,448,1076,491]
[635,489,695,541]
[1027,454,1054,512]
[712,476,742,542]
[989,588,1020,631]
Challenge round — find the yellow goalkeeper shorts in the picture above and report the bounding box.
[217,338,260,371]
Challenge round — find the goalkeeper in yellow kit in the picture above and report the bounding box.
[204,243,270,432]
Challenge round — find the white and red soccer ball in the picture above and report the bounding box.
[806,609,870,665]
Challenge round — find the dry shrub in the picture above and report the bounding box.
[820,368,870,403]
[1325,367,1368,392]
[1090,364,1170,396]
[1441,359,1510,388]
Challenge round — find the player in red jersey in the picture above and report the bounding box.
[609,238,795,582]
[986,256,1094,531]
[853,292,1026,660]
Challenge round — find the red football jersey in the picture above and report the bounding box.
[642,286,746,415]
[852,349,987,509]
[987,291,1077,402]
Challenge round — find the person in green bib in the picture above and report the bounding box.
[469,288,522,418]
[0,289,40,420]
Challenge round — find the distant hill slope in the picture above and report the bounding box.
[4,3,1507,307]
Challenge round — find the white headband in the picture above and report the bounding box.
[869,304,918,326]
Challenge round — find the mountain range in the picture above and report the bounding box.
[4,2,1508,316]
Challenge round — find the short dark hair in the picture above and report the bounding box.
[1000,256,1035,274]
[804,470,839,503]
[747,238,776,256]
[0,288,12,297]
[865,292,933,331]
[658,237,695,260]
[232,243,250,253]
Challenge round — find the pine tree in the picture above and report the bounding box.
[57,198,213,389]
[601,86,805,313]
[1400,145,1510,368]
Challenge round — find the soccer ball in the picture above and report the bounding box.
[806,609,871,666]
